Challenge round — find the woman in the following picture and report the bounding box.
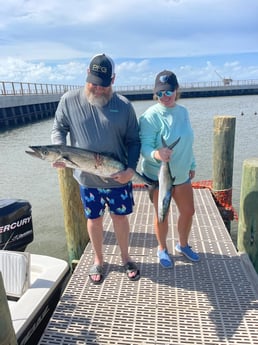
[139,70,200,268]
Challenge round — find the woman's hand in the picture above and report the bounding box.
[154,148,172,162]
[189,170,195,179]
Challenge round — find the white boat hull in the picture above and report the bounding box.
[3,253,69,345]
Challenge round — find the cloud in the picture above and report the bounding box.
[1,0,258,59]
[0,0,258,85]
[0,57,87,84]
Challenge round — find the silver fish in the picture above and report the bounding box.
[158,137,180,223]
[25,144,151,186]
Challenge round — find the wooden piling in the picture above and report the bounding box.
[57,168,89,265]
[0,273,17,345]
[212,116,236,230]
[237,158,258,273]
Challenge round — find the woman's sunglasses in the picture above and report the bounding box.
[156,90,175,98]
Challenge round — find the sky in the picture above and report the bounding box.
[0,0,258,87]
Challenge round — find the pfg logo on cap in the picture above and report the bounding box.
[92,64,108,74]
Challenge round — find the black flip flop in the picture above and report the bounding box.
[89,264,104,285]
[124,262,140,281]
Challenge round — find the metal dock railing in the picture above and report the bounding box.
[38,188,258,345]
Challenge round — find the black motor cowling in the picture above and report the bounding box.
[0,199,33,251]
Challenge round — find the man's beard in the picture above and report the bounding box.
[86,88,112,107]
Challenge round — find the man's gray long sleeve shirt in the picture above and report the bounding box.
[51,87,141,188]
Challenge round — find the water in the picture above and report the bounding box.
[0,95,257,261]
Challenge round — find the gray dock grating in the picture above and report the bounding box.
[39,189,258,345]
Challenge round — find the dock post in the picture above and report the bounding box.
[212,116,236,231]
[237,158,258,273]
[0,273,17,345]
[57,168,89,266]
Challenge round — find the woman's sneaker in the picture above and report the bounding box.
[175,243,200,262]
[157,249,173,268]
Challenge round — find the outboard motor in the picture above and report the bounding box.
[0,199,33,251]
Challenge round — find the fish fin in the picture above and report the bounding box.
[161,136,169,148]
[133,171,157,202]
[60,155,80,168]
[168,137,181,149]
[161,136,181,149]
[167,165,176,184]
[101,177,109,183]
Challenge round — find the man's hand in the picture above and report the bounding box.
[110,168,134,184]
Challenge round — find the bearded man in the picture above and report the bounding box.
[51,54,141,284]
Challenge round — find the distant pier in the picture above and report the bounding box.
[116,80,258,100]
[0,82,79,130]
[1,79,258,130]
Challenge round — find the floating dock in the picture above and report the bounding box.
[38,188,258,345]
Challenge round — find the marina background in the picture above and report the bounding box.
[0,94,257,261]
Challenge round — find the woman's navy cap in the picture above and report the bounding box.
[154,70,179,94]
